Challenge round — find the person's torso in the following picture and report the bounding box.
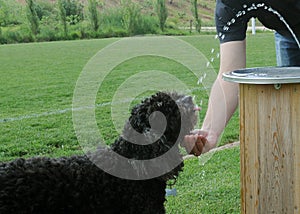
[222,0,300,31]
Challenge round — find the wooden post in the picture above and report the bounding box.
[240,84,300,213]
[223,67,300,214]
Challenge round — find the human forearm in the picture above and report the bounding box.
[201,41,246,152]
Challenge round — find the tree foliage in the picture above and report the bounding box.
[58,0,68,37]
[26,0,40,35]
[61,0,84,24]
[121,0,142,35]
[155,0,168,32]
[0,0,24,26]
[88,0,100,32]
[191,0,201,33]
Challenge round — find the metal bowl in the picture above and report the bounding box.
[223,66,300,84]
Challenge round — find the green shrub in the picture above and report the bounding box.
[100,8,124,29]
[18,26,35,43]
[3,30,22,43]
[69,30,81,40]
[34,0,55,20]
[26,0,40,35]
[0,0,25,26]
[0,27,6,44]
[121,0,159,35]
[99,26,128,38]
[155,0,168,32]
[77,21,91,39]
[58,0,68,38]
[68,23,88,39]
[88,0,100,32]
[161,28,189,36]
[121,0,141,35]
[37,24,60,42]
[60,0,84,23]
[1,26,34,43]
[136,15,158,35]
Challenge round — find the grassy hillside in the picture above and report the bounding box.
[16,0,216,27]
[0,0,217,44]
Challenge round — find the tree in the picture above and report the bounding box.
[156,0,168,32]
[191,0,201,33]
[56,0,84,26]
[26,0,40,35]
[0,1,9,26]
[88,0,100,32]
[58,0,68,37]
[121,0,142,35]
[0,0,25,26]
[62,0,84,24]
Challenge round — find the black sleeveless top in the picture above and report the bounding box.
[215,0,300,43]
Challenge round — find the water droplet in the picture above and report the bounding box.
[257,3,264,7]
[221,34,225,40]
[223,26,229,31]
[210,58,214,62]
[243,4,247,8]
[216,53,220,58]
[203,73,207,79]
[236,11,243,18]
[215,34,218,39]
[197,77,203,85]
[211,48,215,53]
[206,62,210,67]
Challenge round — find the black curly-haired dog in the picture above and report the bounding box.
[0,92,198,214]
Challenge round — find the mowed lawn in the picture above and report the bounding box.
[0,33,276,213]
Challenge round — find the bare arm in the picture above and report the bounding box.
[201,40,246,152]
[183,40,246,156]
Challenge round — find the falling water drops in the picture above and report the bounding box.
[197,77,203,85]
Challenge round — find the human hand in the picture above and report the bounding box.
[183,130,208,156]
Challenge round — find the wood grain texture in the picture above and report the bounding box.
[240,84,300,214]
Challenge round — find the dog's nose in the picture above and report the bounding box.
[194,106,201,111]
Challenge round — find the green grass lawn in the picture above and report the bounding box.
[0,33,276,213]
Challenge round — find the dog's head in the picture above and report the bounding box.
[127,91,197,148]
[110,91,198,181]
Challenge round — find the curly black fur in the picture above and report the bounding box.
[0,92,198,214]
